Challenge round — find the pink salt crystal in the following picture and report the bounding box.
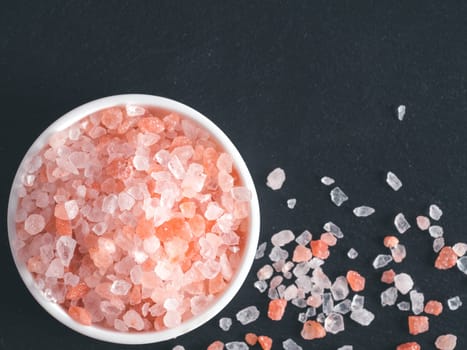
[102,194,118,214]
[218,170,234,192]
[205,202,224,220]
[435,334,457,350]
[45,258,65,278]
[130,265,143,285]
[35,191,49,208]
[123,309,144,331]
[110,280,132,296]
[55,236,77,267]
[231,187,252,202]
[416,216,430,231]
[69,152,89,169]
[266,167,286,190]
[15,208,27,223]
[163,310,182,328]
[179,201,196,218]
[155,149,170,166]
[64,200,79,220]
[54,203,69,220]
[24,214,45,235]
[216,153,233,173]
[197,260,221,279]
[118,192,136,211]
[143,236,160,254]
[182,163,207,193]
[190,295,214,315]
[64,272,80,286]
[320,232,337,246]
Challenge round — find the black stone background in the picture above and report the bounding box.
[1,1,466,349]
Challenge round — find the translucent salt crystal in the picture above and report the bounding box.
[270,275,283,289]
[24,214,45,235]
[118,192,136,211]
[334,299,351,314]
[394,213,410,233]
[64,272,79,286]
[324,313,345,334]
[64,200,79,219]
[350,308,374,326]
[133,155,149,171]
[429,225,444,238]
[168,155,186,180]
[298,312,307,323]
[231,187,251,202]
[397,301,410,311]
[55,236,77,267]
[236,306,260,325]
[351,295,365,311]
[410,290,424,315]
[309,258,324,269]
[102,194,118,214]
[272,230,295,247]
[266,167,286,190]
[284,285,298,300]
[330,187,348,207]
[282,338,303,350]
[353,206,375,217]
[293,262,311,277]
[114,318,128,332]
[204,202,224,220]
[164,310,182,328]
[295,230,312,245]
[338,347,353,350]
[416,215,430,230]
[282,261,294,273]
[391,243,406,263]
[283,272,292,279]
[129,265,141,285]
[453,242,467,256]
[291,298,307,308]
[254,280,268,293]
[277,285,286,298]
[92,222,108,236]
[110,280,132,296]
[287,198,297,209]
[381,287,398,306]
[447,296,462,310]
[331,276,349,301]
[347,248,358,259]
[45,258,64,278]
[125,104,146,116]
[182,163,207,193]
[429,204,443,221]
[320,176,335,186]
[257,264,274,280]
[323,221,344,238]
[269,246,289,262]
[457,256,467,274]
[172,346,185,350]
[225,342,248,350]
[268,287,279,300]
[435,334,457,350]
[397,105,406,120]
[216,153,233,173]
[433,237,445,253]
[322,293,334,315]
[394,273,414,295]
[219,317,232,331]
[386,171,402,191]
[255,242,267,259]
[316,313,326,323]
[372,254,393,269]
[143,236,160,254]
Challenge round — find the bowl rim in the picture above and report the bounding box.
[7,94,260,344]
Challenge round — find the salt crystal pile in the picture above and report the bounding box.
[352,206,375,217]
[14,105,251,331]
[330,187,348,207]
[386,171,402,191]
[266,168,286,190]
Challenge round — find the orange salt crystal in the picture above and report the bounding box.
[207,340,224,350]
[397,342,421,350]
[135,217,155,239]
[68,305,92,326]
[301,320,326,340]
[310,240,330,260]
[129,285,141,305]
[65,282,89,301]
[55,217,72,236]
[257,335,273,350]
[346,270,366,292]
[268,299,287,321]
[408,315,429,335]
[381,269,396,284]
[320,232,337,246]
[106,158,133,180]
[424,300,443,316]
[244,333,257,346]
[435,247,458,269]
[137,116,165,133]
[156,217,191,242]
[292,245,312,262]
[384,235,399,248]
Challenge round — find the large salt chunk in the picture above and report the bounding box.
[282,338,303,350]
[331,276,349,301]
[381,287,398,306]
[410,290,424,315]
[429,204,443,221]
[64,200,79,220]
[330,187,348,207]
[372,254,393,269]
[324,312,345,334]
[266,168,286,190]
[271,230,295,247]
[394,213,411,233]
[334,299,351,314]
[182,163,207,193]
[45,258,64,278]
[56,236,77,267]
[353,206,375,217]
[236,306,260,325]
[350,308,375,326]
[386,171,402,191]
[204,202,224,220]
[394,273,414,295]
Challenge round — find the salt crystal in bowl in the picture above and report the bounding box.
[7,94,260,344]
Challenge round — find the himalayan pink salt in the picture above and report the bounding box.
[416,215,430,230]
[55,236,77,267]
[266,168,286,190]
[435,334,457,350]
[123,309,144,331]
[205,202,224,220]
[45,258,65,278]
[24,214,45,235]
[118,192,135,211]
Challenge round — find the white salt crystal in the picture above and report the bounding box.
[269,246,289,262]
[102,194,118,214]
[322,293,334,315]
[172,346,185,350]
[133,155,150,171]
[433,237,445,253]
[447,296,462,310]
[347,248,358,259]
[457,256,467,274]
[394,213,411,233]
[225,342,248,350]
[291,298,307,308]
[350,308,375,326]
[271,230,295,247]
[295,230,312,245]
[338,346,353,350]
[331,276,349,301]
[110,280,132,296]
[381,287,398,306]
[323,221,344,238]
[254,280,268,293]
[429,225,444,238]
[219,317,232,331]
[320,176,335,186]
[351,295,364,310]
[282,338,303,350]
[287,198,297,209]
[397,105,406,121]
[324,312,345,334]
[330,187,348,207]
[397,301,411,311]
[372,254,393,269]
[410,290,424,315]
[24,214,45,235]
[257,264,274,280]
[255,242,267,259]
[284,285,298,300]
[353,206,375,217]
[236,306,260,325]
[334,299,351,314]
[204,202,224,220]
[55,236,77,267]
[266,167,286,190]
[386,171,403,191]
[453,242,467,257]
[429,204,443,221]
[394,273,414,295]
[298,312,307,323]
[64,200,79,220]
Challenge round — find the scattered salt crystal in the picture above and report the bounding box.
[386,171,403,191]
[320,176,335,186]
[457,256,467,274]
[381,287,398,306]
[433,237,445,253]
[316,313,326,323]
[298,312,307,323]
[372,254,393,269]
[410,290,424,315]
[254,280,268,293]
[236,306,260,325]
[118,192,136,211]
[353,206,375,217]
[287,198,297,209]
[266,168,286,190]
[330,276,349,301]
[429,204,443,221]
[397,105,406,121]
[282,338,303,350]
[271,230,295,247]
[225,342,248,350]
[133,155,150,171]
[394,273,414,295]
[110,280,132,296]
[351,295,364,310]
[322,293,334,315]
[324,312,345,334]
[429,225,444,238]
[397,301,411,311]
[24,214,45,235]
[255,242,267,259]
[394,213,410,233]
[350,308,375,326]
[452,242,467,257]
[219,317,232,331]
[330,187,348,207]
[334,299,351,314]
[55,236,77,267]
[291,298,307,308]
[435,334,457,350]
[416,215,431,230]
[347,248,358,259]
[257,265,274,280]
[391,244,406,263]
[269,246,289,262]
[447,296,462,310]
[295,230,312,245]
[323,221,344,238]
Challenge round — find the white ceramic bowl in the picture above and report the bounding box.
[7,94,260,344]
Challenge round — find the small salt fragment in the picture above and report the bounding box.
[287,198,297,209]
[110,280,132,296]
[334,300,351,314]
[323,221,344,238]
[391,244,407,263]
[347,248,358,259]
[320,176,335,186]
[351,295,364,311]
[295,230,312,245]
[316,313,326,323]
[457,256,467,274]
[429,225,444,238]
[394,213,411,233]
[269,246,289,262]
[353,206,375,217]
[394,273,414,295]
[435,334,457,350]
[330,187,348,207]
[266,168,286,190]
[331,276,349,301]
[255,242,267,259]
[225,342,248,350]
[433,237,445,253]
[236,306,260,325]
[257,265,274,280]
[306,307,316,318]
[219,317,232,331]
[452,242,467,256]
[447,296,462,311]
[416,216,430,230]
[254,280,268,293]
[397,301,411,311]
[282,338,303,350]
[397,105,406,121]
[381,287,398,306]
[271,230,295,247]
[372,254,393,269]
[429,204,443,221]
[350,308,375,326]
[386,171,403,191]
[324,312,345,334]
[298,312,307,323]
[410,290,424,315]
